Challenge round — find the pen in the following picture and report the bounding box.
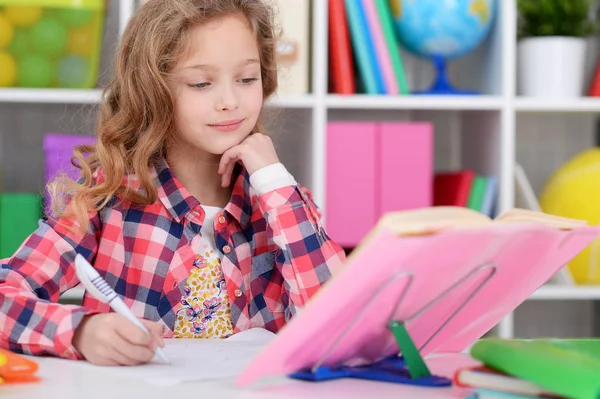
[74,254,171,364]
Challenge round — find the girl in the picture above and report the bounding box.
[0,0,345,366]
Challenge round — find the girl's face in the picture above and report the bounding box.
[170,13,264,159]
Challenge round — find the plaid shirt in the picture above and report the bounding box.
[0,160,346,359]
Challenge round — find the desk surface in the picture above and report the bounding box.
[1,352,478,399]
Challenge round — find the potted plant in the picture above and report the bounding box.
[517,0,597,97]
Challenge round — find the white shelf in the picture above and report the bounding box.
[514,97,600,113]
[326,94,504,110]
[267,94,315,108]
[0,88,314,108]
[530,285,600,300]
[0,88,105,104]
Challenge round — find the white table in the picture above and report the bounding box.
[1,351,479,399]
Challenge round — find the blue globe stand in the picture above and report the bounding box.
[413,55,478,96]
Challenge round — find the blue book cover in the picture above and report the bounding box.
[344,0,385,94]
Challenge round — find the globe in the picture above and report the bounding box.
[391,0,496,95]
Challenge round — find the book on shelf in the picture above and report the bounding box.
[329,0,408,95]
[434,170,497,218]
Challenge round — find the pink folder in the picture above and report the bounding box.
[326,122,433,248]
[379,122,433,213]
[236,221,600,386]
[326,122,378,247]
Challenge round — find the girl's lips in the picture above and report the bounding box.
[208,119,245,132]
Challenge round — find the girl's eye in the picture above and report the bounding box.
[240,77,258,84]
[188,82,211,89]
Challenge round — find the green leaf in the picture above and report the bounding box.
[517,0,597,38]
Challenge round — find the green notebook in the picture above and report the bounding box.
[470,338,600,399]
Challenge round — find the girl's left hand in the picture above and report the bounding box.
[218,133,280,188]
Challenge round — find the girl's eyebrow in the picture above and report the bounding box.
[183,58,260,70]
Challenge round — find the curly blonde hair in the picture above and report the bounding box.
[49,0,279,232]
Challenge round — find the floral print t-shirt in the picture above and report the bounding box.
[173,205,234,338]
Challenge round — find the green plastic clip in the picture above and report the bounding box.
[388,320,432,379]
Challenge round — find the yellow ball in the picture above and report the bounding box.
[540,148,600,284]
[67,25,95,57]
[4,6,43,27]
[0,14,14,49]
[0,51,17,86]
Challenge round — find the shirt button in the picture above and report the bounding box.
[234,289,242,298]
[223,245,231,254]
[218,215,226,224]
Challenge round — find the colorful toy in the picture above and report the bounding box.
[8,28,30,58]
[0,0,105,88]
[0,13,14,48]
[57,55,89,88]
[67,24,94,57]
[18,54,53,87]
[4,5,43,27]
[30,17,67,57]
[56,8,94,27]
[0,51,15,86]
[540,147,600,284]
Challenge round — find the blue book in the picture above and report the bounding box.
[344,0,385,94]
[480,176,498,217]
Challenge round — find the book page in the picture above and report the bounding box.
[72,328,276,386]
[494,208,587,229]
[370,206,492,237]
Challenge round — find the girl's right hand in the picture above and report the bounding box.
[72,313,165,366]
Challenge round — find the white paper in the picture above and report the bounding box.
[76,328,276,386]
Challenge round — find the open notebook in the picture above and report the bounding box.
[235,206,600,386]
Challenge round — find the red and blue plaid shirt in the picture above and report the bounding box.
[0,159,346,359]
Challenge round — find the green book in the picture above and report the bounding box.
[466,175,487,211]
[470,338,600,399]
[375,0,409,94]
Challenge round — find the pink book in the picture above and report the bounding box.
[236,207,600,386]
[361,0,398,94]
[379,122,433,213]
[326,122,378,248]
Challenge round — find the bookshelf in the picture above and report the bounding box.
[1,0,600,340]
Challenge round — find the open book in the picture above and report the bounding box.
[351,206,587,261]
[370,206,585,236]
[236,206,599,387]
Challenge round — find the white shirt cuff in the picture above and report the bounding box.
[249,163,297,195]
